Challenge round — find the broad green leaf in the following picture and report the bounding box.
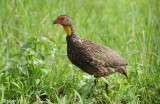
[28,36,37,42]
[19,66,28,75]
[5,61,14,70]
[30,50,36,55]
[41,37,51,43]
[36,79,40,85]
[81,82,93,102]
[21,42,32,53]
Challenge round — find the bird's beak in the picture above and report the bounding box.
[53,19,60,24]
[53,19,58,24]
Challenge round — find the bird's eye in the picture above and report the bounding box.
[61,17,64,20]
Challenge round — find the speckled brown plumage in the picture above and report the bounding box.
[66,30,128,78]
[53,15,128,94]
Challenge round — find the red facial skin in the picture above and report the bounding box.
[56,17,67,24]
[54,17,69,29]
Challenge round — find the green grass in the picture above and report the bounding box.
[0,0,160,103]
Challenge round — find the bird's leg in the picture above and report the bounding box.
[105,83,109,95]
[92,78,98,92]
[104,76,109,95]
[87,78,98,98]
[94,78,98,86]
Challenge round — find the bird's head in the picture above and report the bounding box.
[53,15,73,36]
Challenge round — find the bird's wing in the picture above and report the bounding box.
[79,39,128,67]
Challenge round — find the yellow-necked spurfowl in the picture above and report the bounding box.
[53,15,128,94]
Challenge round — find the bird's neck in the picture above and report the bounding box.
[62,25,75,36]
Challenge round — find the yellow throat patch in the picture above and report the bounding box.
[62,25,71,36]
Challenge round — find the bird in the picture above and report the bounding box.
[53,15,128,95]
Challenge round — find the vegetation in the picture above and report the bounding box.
[0,0,159,103]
